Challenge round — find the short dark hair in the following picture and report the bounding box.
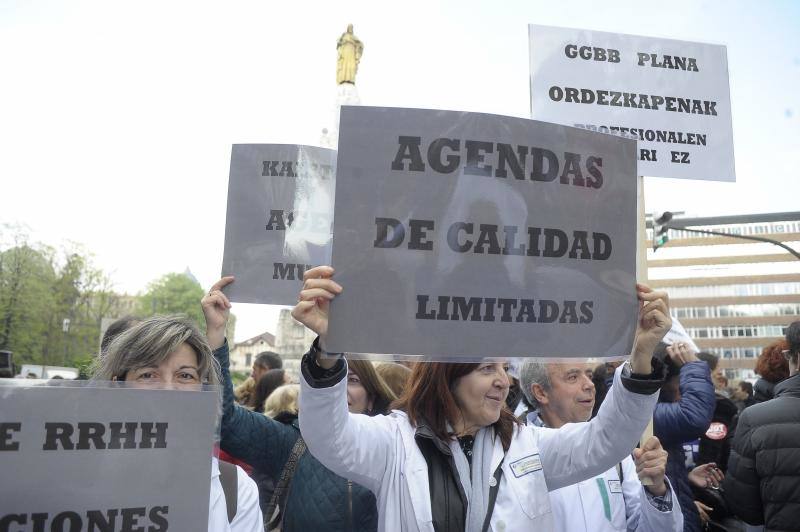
[696,351,719,372]
[249,369,287,413]
[739,381,753,396]
[254,351,282,370]
[101,316,141,355]
[786,321,800,353]
[653,342,681,379]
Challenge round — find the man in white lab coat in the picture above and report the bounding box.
[519,360,683,532]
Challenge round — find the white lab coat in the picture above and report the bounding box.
[208,457,263,532]
[299,363,658,532]
[547,455,683,531]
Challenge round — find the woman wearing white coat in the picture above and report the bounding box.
[293,266,671,532]
[94,315,263,532]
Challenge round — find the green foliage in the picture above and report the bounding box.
[0,241,54,362]
[73,353,96,380]
[136,272,236,340]
[0,225,237,370]
[230,371,250,387]
[0,225,115,367]
[136,273,206,328]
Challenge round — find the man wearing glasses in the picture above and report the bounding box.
[724,321,800,531]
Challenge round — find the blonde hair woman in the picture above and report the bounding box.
[264,384,300,419]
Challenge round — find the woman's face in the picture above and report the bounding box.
[123,343,201,389]
[452,362,510,435]
[346,369,373,414]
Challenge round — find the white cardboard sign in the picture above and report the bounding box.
[221,144,336,305]
[0,381,218,530]
[326,106,639,360]
[529,24,735,182]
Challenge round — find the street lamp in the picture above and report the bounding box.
[62,318,70,367]
[652,212,673,251]
[654,211,800,259]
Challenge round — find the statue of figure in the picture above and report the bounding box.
[336,24,363,85]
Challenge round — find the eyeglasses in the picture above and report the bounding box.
[781,349,795,361]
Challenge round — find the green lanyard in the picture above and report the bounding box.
[595,478,612,521]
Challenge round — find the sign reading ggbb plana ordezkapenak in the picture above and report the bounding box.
[529,25,735,182]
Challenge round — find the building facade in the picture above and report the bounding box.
[229,331,276,374]
[273,308,316,375]
[229,309,315,377]
[647,211,800,379]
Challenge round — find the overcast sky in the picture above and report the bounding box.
[2,0,798,341]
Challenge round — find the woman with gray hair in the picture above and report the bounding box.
[94,315,263,532]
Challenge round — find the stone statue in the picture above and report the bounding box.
[336,24,363,85]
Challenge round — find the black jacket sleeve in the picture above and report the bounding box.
[722,409,764,525]
[301,336,346,388]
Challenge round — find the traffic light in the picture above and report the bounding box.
[653,211,673,251]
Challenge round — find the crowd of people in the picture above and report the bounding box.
[15,267,796,531]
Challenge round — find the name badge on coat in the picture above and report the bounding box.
[510,454,542,478]
[607,479,623,493]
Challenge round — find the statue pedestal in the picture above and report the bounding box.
[320,83,361,148]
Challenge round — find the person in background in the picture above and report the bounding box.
[653,342,715,532]
[234,377,256,406]
[520,359,683,532]
[264,384,299,420]
[294,266,672,531]
[252,351,282,381]
[724,320,800,530]
[591,363,611,419]
[674,351,739,529]
[100,315,141,356]
[375,362,411,398]
[753,339,790,403]
[237,352,282,407]
[716,375,731,397]
[688,351,739,474]
[730,381,755,413]
[93,315,263,531]
[504,375,524,413]
[247,369,290,413]
[202,276,393,531]
[604,360,624,388]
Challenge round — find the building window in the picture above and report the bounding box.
[246,353,252,367]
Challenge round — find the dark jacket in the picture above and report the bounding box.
[753,377,777,403]
[723,373,800,531]
[414,424,468,532]
[214,342,378,532]
[654,361,715,532]
[697,393,738,473]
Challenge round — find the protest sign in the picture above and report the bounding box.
[529,25,735,182]
[221,144,336,305]
[325,106,638,360]
[0,381,218,530]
